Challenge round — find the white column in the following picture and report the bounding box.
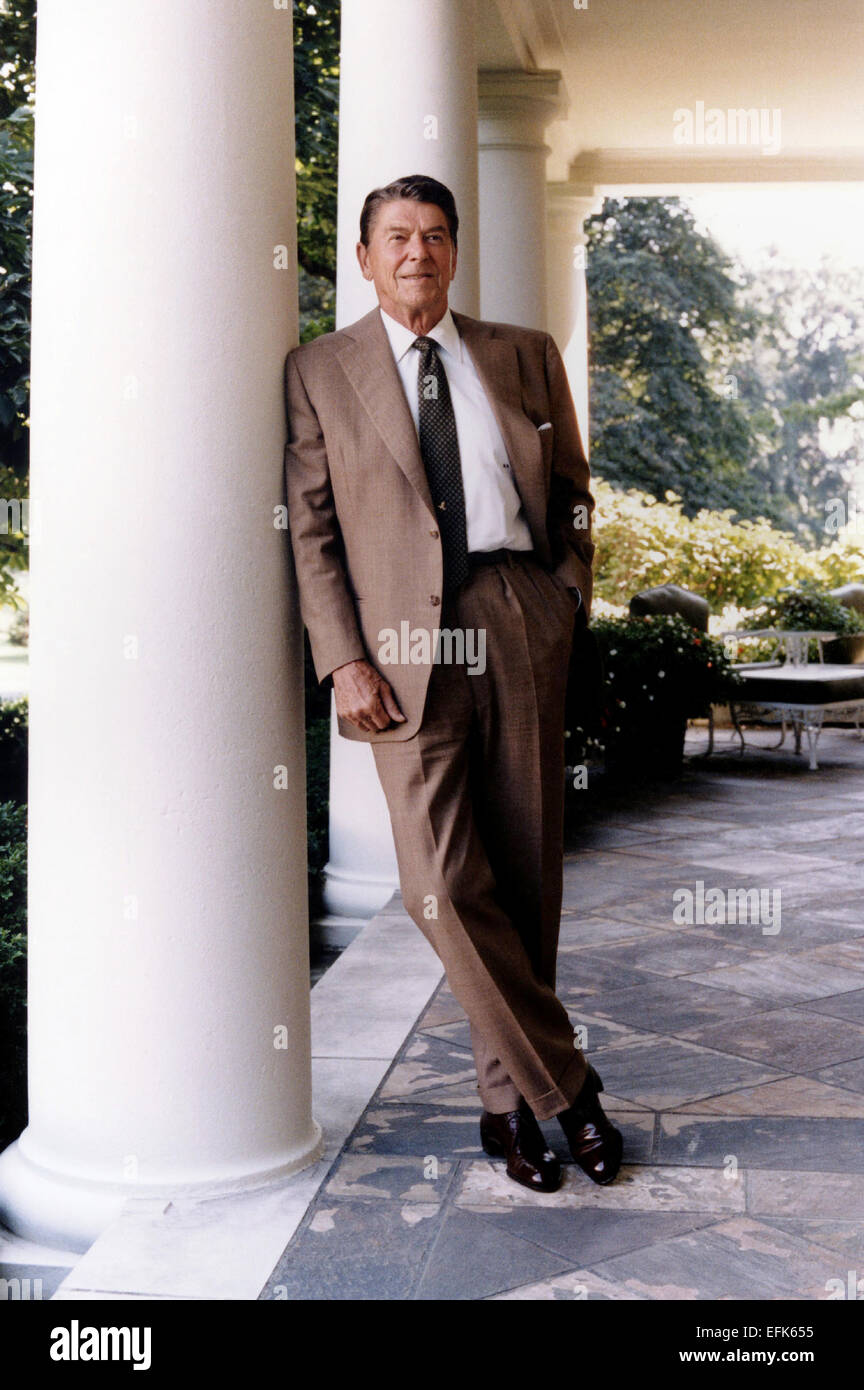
[0,0,321,1253]
[477,71,565,330]
[335,0,480,324]
[546,186,603,451]
[322,0,480,924]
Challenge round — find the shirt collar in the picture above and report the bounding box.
[379,305,463,365]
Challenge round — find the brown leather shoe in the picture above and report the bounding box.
[480,1099,562,1193]
[557,1063,623,1186]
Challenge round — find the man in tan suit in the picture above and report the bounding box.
[284,174,622,1191]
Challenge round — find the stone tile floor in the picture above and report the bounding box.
[261,724,864,1300]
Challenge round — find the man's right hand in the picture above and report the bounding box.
[331,658,407,733]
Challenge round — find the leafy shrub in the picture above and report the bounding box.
[592,478,859,611]
[742,584,864,635]
[591,614,740,738]
[7,608,27,646]
[0,799,26,1150]
[305,713,330,917]
[567,614,740,776]
[816,528,864,589]
[0,695,27,802]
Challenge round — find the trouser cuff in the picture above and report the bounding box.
[476,1078,523,1115]
[525,1049,589,1122]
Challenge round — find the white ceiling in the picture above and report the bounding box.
[479,0,864,183]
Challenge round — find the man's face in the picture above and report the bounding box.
[356,199,457,326]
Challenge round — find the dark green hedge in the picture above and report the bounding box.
[0,696,27,1150]
[0,694,27,802]
[0,798,26,1151]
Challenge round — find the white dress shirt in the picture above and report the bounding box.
[379,306,534,553]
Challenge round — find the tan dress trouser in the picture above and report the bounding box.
[370,550,588,1122]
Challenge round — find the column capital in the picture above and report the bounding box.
[478,69,566,151]
[546,183,605,243]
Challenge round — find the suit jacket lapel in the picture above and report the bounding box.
[335,305,547,541]
[452,311,547,541]
[336,307,435,518]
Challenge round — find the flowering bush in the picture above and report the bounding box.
[567,614,739,776]
[591,614,740,741]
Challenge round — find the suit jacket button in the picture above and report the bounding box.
[430,595,441,606]
[430,529,439,539]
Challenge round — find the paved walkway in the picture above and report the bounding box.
[261,725,864,1300]
[4,722,864,1301]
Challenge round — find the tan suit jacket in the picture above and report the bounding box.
[283,305,595,742]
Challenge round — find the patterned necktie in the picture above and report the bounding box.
[413,336,469,595]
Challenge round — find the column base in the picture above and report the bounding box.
[321,863,399,922]
[0,1121,324,1255]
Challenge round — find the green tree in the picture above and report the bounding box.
[738,254,864,542]
[585,196,760,517]
[0,0,35,606]
[0,1,345,611]
[293,0,339,339]
[585,196,864,542]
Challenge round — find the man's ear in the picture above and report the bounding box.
[356,241,374,280]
